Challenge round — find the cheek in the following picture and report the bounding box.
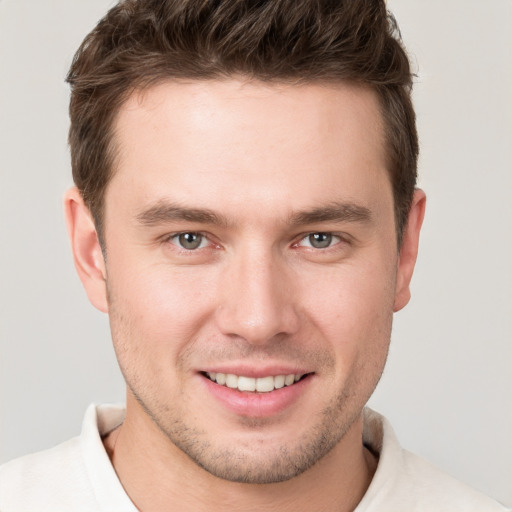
[106,261,218,367]
[298,259,395,363]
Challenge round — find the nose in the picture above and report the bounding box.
[215,248,300,344]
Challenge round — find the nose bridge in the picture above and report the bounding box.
[216,243,299,343]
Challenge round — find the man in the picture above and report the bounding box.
[0,0,509,510]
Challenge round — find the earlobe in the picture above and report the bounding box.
[393,189,426,312]
[64,187,108,313]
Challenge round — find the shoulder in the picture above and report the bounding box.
[396,449,510,511]
[0,436,99,511]
[0,404,131,512]
[359,408,511,512]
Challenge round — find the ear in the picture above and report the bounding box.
[64,187,108,313]
[393,189,426,312]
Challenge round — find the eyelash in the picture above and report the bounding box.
[165,231,348,253]
[166,232,215,252]
[294,233,343,250]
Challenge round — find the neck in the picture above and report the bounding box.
[104,398,377,512]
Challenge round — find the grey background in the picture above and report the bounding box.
[1,0,511,506]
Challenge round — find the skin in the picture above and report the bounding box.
[65,79,425,512]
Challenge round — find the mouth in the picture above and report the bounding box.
[202,371,310,393]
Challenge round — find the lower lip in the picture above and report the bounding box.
[200,374,312,418]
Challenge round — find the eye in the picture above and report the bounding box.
[170,232,209,250]
[298,232,340,249]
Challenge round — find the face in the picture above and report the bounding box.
[79,80,418,483]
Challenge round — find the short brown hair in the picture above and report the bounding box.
[67,0,418,244]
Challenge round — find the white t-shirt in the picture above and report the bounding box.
[0,404,509,511]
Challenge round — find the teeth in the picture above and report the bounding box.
[256,376,274,392]
[238,376,256,392]
[225,374,238,389]
[206,372,304,392]
[284,374,295,386]
[274,375,285,389]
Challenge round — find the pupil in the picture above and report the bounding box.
[310,233,331,248]
[179,233,201,249]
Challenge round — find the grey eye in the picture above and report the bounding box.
[177,232,204,250]
[308,233,332,248]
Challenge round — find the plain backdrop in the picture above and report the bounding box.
[0,0,511,507]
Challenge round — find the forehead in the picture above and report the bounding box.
[107,79,390,222]
[114,79,385,157]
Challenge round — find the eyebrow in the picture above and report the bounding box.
[136,201,231,228]
[135,200,372,229]
[288,201,372,226]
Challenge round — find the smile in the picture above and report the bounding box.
[205,372,306,393]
